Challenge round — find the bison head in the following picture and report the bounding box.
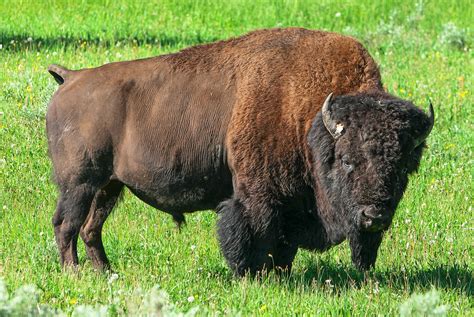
[308,93,434,270]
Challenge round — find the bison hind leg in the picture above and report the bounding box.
[53,184,97,268]
[80,180,124,270]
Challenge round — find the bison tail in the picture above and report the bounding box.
[48,64,71,85]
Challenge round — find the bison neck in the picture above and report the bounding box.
[279,180,345,252]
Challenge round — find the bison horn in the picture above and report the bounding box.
[413,101,435,148]
[322,93,344,139]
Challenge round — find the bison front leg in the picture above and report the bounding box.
[272,240,298,275]
[348,230,383,271]
[217,198,281,277]
[80,180,123,270]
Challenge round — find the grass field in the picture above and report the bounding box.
[0,0,472,315]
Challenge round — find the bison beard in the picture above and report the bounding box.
[349,230,383,271]
[46,28,434,277]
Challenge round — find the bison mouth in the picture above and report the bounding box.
[356,205,392,232]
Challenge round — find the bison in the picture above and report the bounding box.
[46,28,434,276]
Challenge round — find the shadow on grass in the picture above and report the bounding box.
[207,260,472,296]
[0,31,220,52]
[285,261,473,296]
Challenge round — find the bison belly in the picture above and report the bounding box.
[113,70,235,213]
[116,139,233,214]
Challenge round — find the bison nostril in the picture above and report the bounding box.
[362,211,383,219]
[360,205,381,219]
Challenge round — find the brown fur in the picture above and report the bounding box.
[47,28,427,274]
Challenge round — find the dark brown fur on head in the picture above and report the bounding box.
[308,93,433,269]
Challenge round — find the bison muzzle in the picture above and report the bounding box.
[46,28,434,276]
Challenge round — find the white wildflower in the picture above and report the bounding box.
[325,279,333,288]
[373,281,380,294]
[108,273,119,284]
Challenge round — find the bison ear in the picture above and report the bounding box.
[321,93,344,139]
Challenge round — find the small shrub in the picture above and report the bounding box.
[438,22,470,50]
[126,285,201,317]
[71,305,108,317]
[399,289,449,317]
[0,279,204,316]
[0,279,61,316]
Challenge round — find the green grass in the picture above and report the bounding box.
[0,0,473,315]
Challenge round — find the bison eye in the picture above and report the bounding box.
[341,155,354,173]
[402,167,408,174]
